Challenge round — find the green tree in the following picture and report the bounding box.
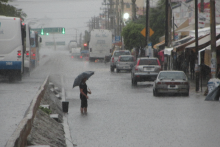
[126,0,165,47]
[0,0,27,20]
[121,22,146,51]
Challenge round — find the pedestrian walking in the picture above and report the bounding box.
[79,78,91,114]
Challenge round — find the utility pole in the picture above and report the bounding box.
[96,17,99,29]
[195,0,199,91]
[131,0,136,21]
[116,0,119,36]
[145,0,149,57]
[165,0,171,70]
[121,0,124,28]
[121,0,124,49]
[101,0,108,29]
[201,0,204,12]
[109,0,114,30]
[165,0,169,48]
[94,16,96,29]
[173,16,175,41]
[210,0,216,78]
[79,33,82,47]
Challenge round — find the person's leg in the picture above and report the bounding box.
[84,108,87,114]
[80,107,83,114]
[80,99,84,114]
[84,100,88,114]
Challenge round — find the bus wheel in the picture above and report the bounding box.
[8,75,15,82]
[16,73,22,81]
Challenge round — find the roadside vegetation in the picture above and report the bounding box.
[121,0,165,50]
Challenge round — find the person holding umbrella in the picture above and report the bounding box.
[79,78,91,114]
[73,71,94,114]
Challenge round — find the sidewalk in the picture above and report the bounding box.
[187,74,208,96]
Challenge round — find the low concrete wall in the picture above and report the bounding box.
[5,76,49,147]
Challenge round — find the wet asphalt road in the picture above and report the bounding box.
[1,48,220,147]
[63,53,220,147]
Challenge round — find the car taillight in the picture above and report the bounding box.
[135,65,138,71]
[118,56,121,61]
[135,59,140,71]
[157,82,162,84]
[183,82,189,85]
[112,57,114,62]
[80,56,82,58]
[71,56,73,58]
[26,51,29,56]
[136,59,140,65]
[17,50,21,56]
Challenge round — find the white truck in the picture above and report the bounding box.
[89,29,112,62]
[0,16,26,81]
[71,47,81,58]
[68,40,77,53]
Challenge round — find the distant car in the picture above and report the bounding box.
[81,50,89,57]
[131,57,161,85]
[153,71,190,96]
[116,55,135,72]
[110,50,131,72]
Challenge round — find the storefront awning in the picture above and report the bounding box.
[153,40,165,50]
[176,25,195,33]
[173,36,193,47]
[198,39,220,66]
[185,34,220,50]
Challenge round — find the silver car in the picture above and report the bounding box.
[116,55,135,72]
[153,71,190,96]
[131,57,161,85]
[110,50,131,72]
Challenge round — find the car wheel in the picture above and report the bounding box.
[153,89,158,96]
[133,77,137,86]
[116,68,120,73]
[110,66,114,72]
[16,73,22,81]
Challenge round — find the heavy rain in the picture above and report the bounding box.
[1,0,220,147]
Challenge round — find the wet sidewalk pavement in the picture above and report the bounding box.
[188,74,208,97]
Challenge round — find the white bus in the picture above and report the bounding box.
[0,16,26,81]
[89,29,112,62]
[30,31,41,68]
[24,23,31,74]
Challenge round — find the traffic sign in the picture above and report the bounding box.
[115,36,120,42]
[141,28,154,37]
[31,27,65,35]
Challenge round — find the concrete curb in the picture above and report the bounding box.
[61,75,74,147]
[5,76,49,147]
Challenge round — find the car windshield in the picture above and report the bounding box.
[119,56,134,62]
[139,59,158,65]
[158,72,187,80]
[114,52,130,57]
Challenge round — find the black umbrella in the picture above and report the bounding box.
[72,71,94,88]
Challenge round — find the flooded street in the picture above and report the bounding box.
[1,0,220,146]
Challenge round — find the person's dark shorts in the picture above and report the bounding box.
[81,98,88,108]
